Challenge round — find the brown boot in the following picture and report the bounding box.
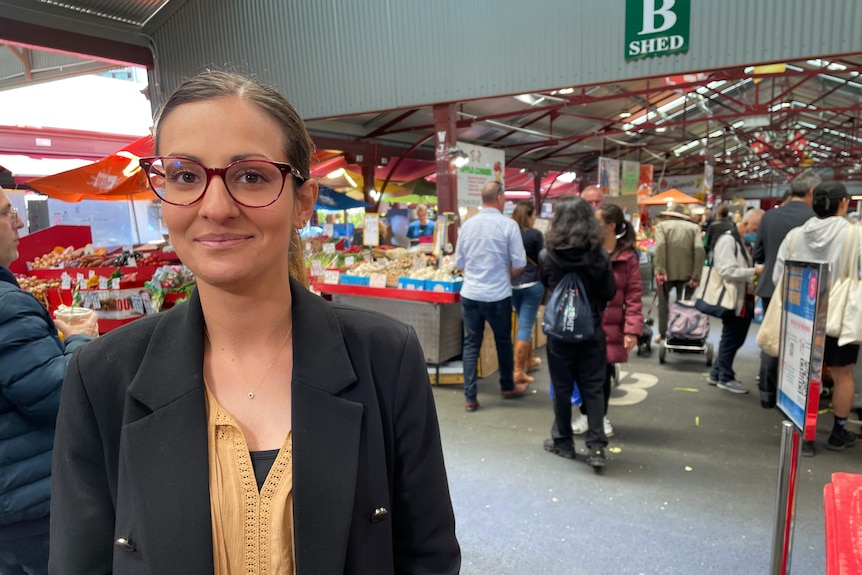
[526,342,542,373]
[513,340,534,385]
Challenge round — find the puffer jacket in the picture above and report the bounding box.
[0,265,92,528]
[602,250,644,364]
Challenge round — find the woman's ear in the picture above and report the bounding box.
[293,179,319,229]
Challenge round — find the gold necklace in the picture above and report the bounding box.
[204,323,293,399]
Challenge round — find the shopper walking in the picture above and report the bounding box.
[773,182,859,455]
[0,188,98,575]
[706,208,764,394]
[49,71,460,574]
[540,197,616,468]
[753,171,818,408]
[569,203,643,437]
[510,202,545,384]
[455,181,528,412]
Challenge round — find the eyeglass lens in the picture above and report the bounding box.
[145,157,286,207]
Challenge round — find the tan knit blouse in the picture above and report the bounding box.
[205,386,295,574]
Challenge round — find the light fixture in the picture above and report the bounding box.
[326,167,346,179]
[619,112,632,118]
[655,126,667,133]
[369,189,381,201]
[557,171,577,183]
[450,147,470,168]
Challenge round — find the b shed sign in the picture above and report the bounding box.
[625,0,690,61]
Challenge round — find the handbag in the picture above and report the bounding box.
[757,274,783,357]
[836,226,862,346]
[827,225,861,340]
[756,229,798,357]
[693,242,738,318]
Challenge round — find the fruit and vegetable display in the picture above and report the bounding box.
[29,245,173,270]
[146,265,196,312]
[15,275,62,309]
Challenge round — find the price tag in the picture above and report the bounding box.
[344,256,355,267]
[363,252,372,263]
[76,273,85,284]
[323,223,334,237]
[311,260,324,276]
[141,293,154,315]
[323,243,336,254]
[112,278,121,289]
[323,269,340,284]
[412,257,425,271]
[88,270,96,278]
[61,273,71,290]
[375,258,388,265]
[369,273,387,288]
[99,276,108,290]
[363,213,380,246]
[130,294,144,315]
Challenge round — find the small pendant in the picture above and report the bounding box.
[248,392,255,399]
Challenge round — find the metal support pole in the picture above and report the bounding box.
[770,420,800,575]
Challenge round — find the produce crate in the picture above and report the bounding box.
[339,274,371,287]
[425,279,463,293]
[397,277,426,291]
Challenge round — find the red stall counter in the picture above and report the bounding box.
[9,225,93,274]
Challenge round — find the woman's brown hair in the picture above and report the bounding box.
[152,70,314,286]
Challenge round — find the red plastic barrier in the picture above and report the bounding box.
[824,472,862,575]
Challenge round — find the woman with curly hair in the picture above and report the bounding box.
[540,197,616,468]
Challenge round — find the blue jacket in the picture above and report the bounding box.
[0,265,92,531]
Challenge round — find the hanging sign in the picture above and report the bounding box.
[621,161,640,196]
[625,0,690,61]
[598,157,620,197]
[456,141,505,208]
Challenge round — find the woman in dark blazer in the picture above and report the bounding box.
[49,71,459,574]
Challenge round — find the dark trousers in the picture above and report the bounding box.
[658,280,695,338]
[461,296,514,401]
[546,329,608,447]
[0,532,49,575]
[710,296,754,383]
[758,296,779,403]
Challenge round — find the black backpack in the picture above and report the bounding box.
[542,255,595,343]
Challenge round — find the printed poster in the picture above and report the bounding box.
[638,164,654,198]
[456,141,505,209]
[598,157,620,197]
[621,160,639,196]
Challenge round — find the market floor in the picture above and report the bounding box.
[432,310,862,575]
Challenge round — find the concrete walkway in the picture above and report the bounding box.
[433,313,862,574]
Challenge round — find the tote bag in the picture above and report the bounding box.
[756,230,797,357]
[756,274,783,357]
[836,226,862,346]
[693,263,737,318]
[827,225,861,339]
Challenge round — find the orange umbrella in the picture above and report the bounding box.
[637,188,702,206]
[27,135,155,202]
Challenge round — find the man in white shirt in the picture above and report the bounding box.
[455,182,527,412]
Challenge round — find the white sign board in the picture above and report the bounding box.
[777,261,829,431]
[456,141,505,208]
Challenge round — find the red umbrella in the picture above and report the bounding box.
[27,135,155,202]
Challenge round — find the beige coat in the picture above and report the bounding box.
[653,218,706,282]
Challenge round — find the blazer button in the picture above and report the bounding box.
[114,537,136,552]
[370,507,389,523]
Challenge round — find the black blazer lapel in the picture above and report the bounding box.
[118,291,214,573]
[290,281,365,574]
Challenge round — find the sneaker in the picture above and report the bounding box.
[587,445,607,468]
[604,417,614,438]
[801,440,815,457]
[707,376,719,386]
[826,428,858,451]
[717,379,749,394]
[543,438,575,459]
[571,413,588,434]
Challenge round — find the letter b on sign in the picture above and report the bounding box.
[625,0,690,61]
